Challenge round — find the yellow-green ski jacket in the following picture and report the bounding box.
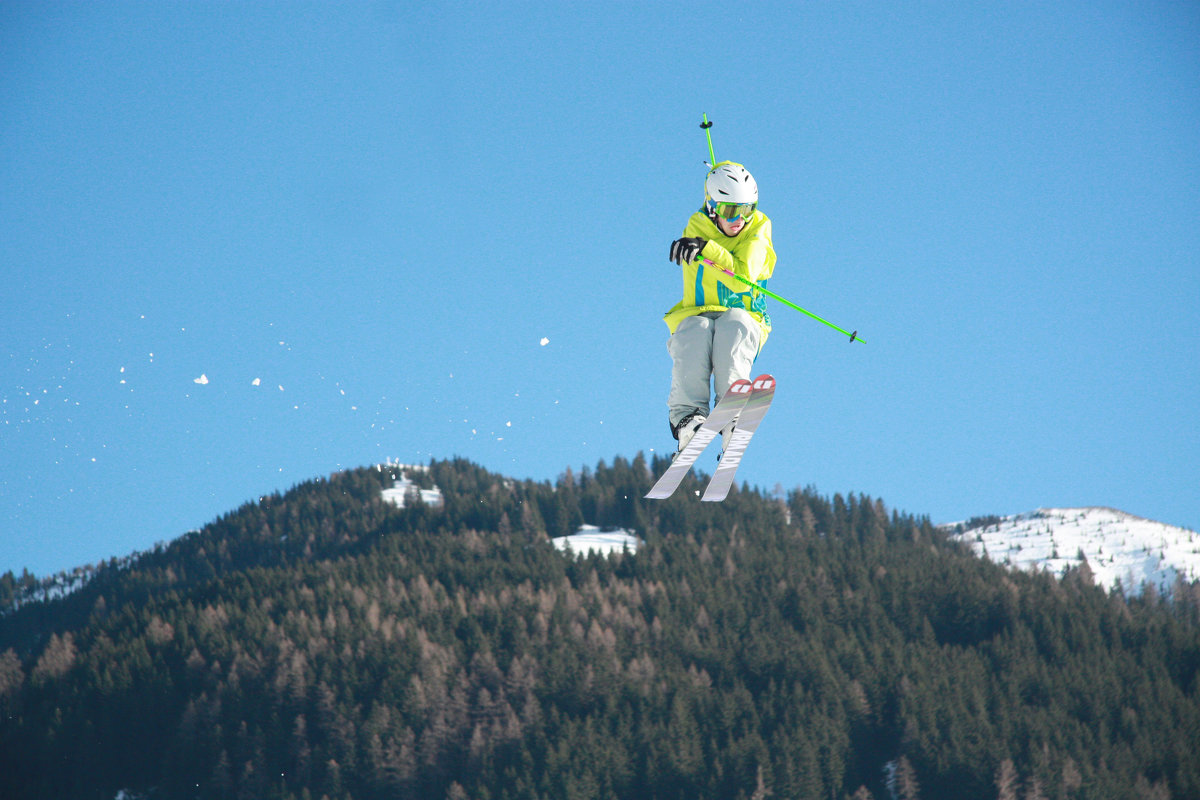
[664,210,777,345]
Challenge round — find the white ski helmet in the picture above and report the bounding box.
[704,161,758,222]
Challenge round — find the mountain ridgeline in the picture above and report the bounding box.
[1,457,1198,800]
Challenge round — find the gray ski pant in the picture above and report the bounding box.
[667,308,761,429]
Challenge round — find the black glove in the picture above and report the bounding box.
[669,237,707,265]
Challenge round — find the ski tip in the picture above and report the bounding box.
[752,374,775,390]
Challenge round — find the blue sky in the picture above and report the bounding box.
[3,2,1198,577]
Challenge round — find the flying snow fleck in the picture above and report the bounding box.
[252,378,261,386]
[540,337,550,346]
[194,374,209,385]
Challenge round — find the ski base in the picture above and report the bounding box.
[701,374,775,501]
[645,379,752,500]
[645,374,774,501]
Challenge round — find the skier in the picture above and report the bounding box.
[665,160,776,455]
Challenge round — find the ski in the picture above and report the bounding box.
[645,379,753,500]
[701,374,775,502]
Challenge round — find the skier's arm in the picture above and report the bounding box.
[696,218,775,287]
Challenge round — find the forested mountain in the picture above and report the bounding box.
[1,457,1198,800]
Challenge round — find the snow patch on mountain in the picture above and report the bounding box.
[381,475,444,509]
[947,507,1200,596]
[552,525,639,558]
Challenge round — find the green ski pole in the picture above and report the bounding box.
[698,257,864,343]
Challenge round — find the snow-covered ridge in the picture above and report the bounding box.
[947,507,1200,596]
[2,547,157,617]
[2,566,96,615]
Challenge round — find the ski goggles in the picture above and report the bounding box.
[708,200,757,222]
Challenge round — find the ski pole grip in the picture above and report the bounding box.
[701,113,717,168]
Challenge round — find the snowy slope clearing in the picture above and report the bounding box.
[947,507,1200,596]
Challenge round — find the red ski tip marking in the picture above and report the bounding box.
[751,375,775,391]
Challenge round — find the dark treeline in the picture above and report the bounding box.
[1,456,1198,800]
